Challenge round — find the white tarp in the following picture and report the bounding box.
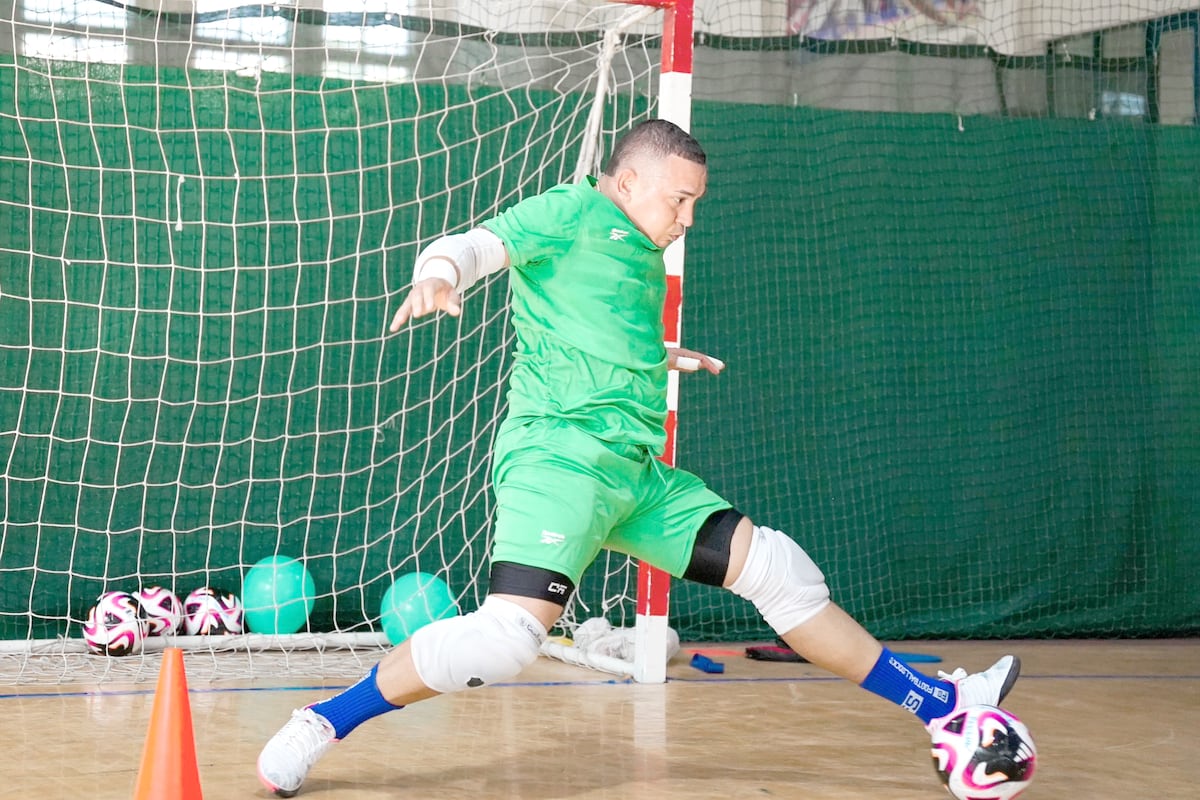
[117,0,1200,54]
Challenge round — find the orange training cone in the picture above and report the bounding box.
[133,647,203,800]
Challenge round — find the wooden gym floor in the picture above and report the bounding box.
[1,639,1196,799]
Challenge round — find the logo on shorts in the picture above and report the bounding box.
[540,530,565,546]
[608,227,630,241]
[546,581,569,597]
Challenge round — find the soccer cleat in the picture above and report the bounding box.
[927,654,1022,731]
[257,707,338,797]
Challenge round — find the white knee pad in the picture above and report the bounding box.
[729,525,831,634]
[409,595,547,694]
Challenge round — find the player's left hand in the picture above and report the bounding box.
[668,347,725,375]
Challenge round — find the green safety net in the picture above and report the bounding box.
[1,22,1198,643]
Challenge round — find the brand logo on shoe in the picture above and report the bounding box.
[608,227,630,241]
[540,530,565,545]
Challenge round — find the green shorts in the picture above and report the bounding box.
[490,417,731,586]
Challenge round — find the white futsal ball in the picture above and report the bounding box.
[182,587,244,635]
[134,586,183,636]
[82,591,149,656]
[930,704,1037,800]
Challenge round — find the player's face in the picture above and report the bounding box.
[619,154,707,249]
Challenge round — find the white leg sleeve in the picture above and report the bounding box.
[409,595,547,694]
[728,525,831,633]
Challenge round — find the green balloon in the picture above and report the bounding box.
[380,572,459,645]
[242,555,316,634]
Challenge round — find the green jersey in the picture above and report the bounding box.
[481,178,669,451]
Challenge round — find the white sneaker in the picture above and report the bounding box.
[927,654,1021,730]
[257,707,338,797]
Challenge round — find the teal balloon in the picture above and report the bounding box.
[242,555,316,634]
[380,572,459,645]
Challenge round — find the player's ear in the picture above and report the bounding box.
[613,166,638,199]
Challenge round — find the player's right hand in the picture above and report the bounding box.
[388,277,462,332]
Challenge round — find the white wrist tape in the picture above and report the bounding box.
[729,525,831,634]
[412,228,508,292]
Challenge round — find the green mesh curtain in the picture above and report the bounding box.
[675,107,1200,639]
[2,13,1199,642]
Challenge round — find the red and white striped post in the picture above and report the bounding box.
[618,0,695,684]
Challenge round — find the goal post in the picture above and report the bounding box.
[623,0,695,685]
[540,0,696,684]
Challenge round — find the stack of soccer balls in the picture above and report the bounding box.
[929,704,1038,800]
[82,586,245,656]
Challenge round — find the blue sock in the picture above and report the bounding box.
[860,647,955,723]
[310,664,402,739]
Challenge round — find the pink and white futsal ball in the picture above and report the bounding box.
[930,704,1037,800]
[82,591,149,656]
[182,587,244,635]
[134,586,183,636]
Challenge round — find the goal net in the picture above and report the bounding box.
[0,0,665,683]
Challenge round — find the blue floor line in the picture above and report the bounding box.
[2,671,1197,701]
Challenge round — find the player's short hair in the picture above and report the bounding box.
[602,119,706,176]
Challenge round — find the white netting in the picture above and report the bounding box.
[0,0,661,684]
[2,0,1196,685]
[540,617,681,677]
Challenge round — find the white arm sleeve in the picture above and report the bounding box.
[412,228,509,293]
